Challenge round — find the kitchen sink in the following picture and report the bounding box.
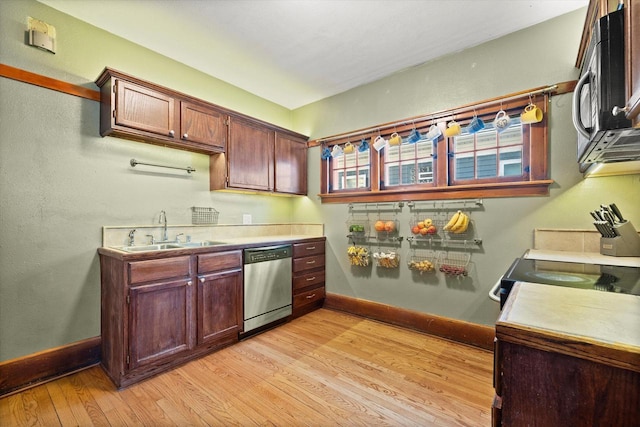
[117,243,183,252]
[112,241,227,252]
[178,241,227,247]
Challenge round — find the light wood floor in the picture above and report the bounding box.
[1,309,494,426]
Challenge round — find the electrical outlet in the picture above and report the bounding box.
[242,214,252,225]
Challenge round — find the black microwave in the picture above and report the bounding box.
[572,9,640,167]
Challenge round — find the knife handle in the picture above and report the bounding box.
[609,203,625,222]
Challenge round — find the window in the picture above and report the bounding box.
[319,86,557,203]
[384,138,434,187]
[331,145,370,191]
[451,117,525,182]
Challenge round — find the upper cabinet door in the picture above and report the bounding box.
[227,116,274,191]
[275,133,308,195]
[180,102,227,152]
[115,79,176,138]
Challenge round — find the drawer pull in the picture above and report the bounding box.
[306,276,317,281]
[187,280,193,286]
[306,246,316,250]
[306,260,316,264]
[199,277,206,283]
[306,293,316,299]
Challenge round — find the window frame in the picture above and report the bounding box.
[318,90,555,204]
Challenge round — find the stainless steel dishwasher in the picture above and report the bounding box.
[243,244,292,333]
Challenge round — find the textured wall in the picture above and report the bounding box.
[292,8,640,326]
[0,0,300,361]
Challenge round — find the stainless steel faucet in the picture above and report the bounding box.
[127,229,136,246]
[159,210,168,242]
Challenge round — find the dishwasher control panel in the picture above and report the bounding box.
[244,245,292,264]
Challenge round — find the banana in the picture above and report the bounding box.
[444,211,461,231]
[453,213,469,234]
[449,211,467,232]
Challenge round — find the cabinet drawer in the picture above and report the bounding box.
[293,241,325,258]
[293,286,325,308]
[293,270,325,291]
[293,254,325,273]
[197,250,242,274]
[129,256,191,285]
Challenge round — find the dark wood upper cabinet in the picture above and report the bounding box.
[210,119,309,194]
[180,101,227,151]
[114,79,176,138]
[226,116,275,192]
[275,132,308,195]
[97,68,226,154]
[96,68,308,194]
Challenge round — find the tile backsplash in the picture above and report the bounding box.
[103,223,324,247]
[534,228,604,253]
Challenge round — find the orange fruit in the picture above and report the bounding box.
[419,227,428,235]
[374,220,385,231]
[384,221,395,232]
[411,226,420,234]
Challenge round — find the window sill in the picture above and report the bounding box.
[318,180,554,204]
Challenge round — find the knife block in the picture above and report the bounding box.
[600,221,640,257]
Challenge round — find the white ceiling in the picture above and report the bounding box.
[38,0,588,109]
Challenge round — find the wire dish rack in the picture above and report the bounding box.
[191,206,219,225]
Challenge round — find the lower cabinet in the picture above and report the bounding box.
[292,239,326,318]
[100,250,242,388]
[129,278,194,370]
[196,251,243,345]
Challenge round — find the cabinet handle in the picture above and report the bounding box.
[612,105,629,116]
[169,130,175,137]
[199,277,205,283]
[306,276,316,281]
[182,133,188,139]
[306,260,316,264]
[306,246,316,250]
[187,280,193,286]
[306,293,316,299]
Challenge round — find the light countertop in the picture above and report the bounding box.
[496,282,640,373]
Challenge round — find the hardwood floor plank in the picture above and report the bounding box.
[1,309,494,426]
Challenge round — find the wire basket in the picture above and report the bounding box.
[408,250,438,274]
[191,206,219,225]
[436,251,471,276]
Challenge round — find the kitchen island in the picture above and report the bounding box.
[492,281,640,426]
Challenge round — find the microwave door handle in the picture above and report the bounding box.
[572,70,592,139]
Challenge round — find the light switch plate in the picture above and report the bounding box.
[243,214,252,224]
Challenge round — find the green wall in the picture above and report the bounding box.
[1,1,638,363]
[0,0,301,361]
[292,8,640,325]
